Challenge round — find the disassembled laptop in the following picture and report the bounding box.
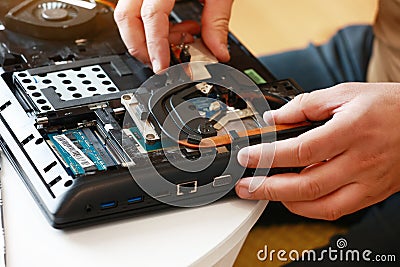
[0,0,319,228]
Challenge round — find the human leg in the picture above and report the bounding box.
[259,25,374,91]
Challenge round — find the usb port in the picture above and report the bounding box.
[212,175,232,188]
[177,181,198,196]
[127,196,143,204]
[100,201,117,209]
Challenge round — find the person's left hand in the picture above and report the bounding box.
[114,0,233,73]
[235,83,400,220]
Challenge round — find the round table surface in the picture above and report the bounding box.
[1,154,268,267]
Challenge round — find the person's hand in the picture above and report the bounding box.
[114,0,233,73]
[235,83,400,220]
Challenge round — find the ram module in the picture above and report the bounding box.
[49,129,108,175]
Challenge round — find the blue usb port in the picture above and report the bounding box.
[127,196,143,204]
[100,201,117,209]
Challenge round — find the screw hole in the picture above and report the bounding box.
[64,180,73,187]
[35,138,44,145]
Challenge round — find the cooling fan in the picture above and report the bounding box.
[4,0,100,40]
[34,2,79,21]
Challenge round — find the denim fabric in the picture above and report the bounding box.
[259,25,374,92]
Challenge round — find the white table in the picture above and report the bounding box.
[1,153,268,267]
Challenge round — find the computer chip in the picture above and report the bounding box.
[49,129,109,175]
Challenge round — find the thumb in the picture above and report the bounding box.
[269,85,356,124]
[201,0,233,62]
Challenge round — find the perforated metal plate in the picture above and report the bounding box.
[13,65,119,112]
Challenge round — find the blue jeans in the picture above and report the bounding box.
[259,25,400,266]
[260,25,373,91]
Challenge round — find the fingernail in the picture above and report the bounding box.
[237,178,254,199]
[237,147,250,166]
[249,176,266,193]
[238,186,253,199]
[263,111,275,126]
[152,60,161,73]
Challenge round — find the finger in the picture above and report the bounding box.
[141,0,175,72]
[114,0,149,64]
[270,85,358,125]
[238,114,353,168]
[201,0,233,62]
[236,152,358,201]
[169,21,201,44]
[170,20,201,34]
[168,33,195,46]
[282,182,384,220]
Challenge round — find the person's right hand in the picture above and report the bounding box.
[114,0,233,73]
[235,83,400,220]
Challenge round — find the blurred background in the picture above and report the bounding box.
[230,0,377,56]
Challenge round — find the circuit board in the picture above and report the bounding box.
[48,129,111,176]
[128,127,162,152]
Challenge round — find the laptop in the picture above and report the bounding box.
[0,0,318,228]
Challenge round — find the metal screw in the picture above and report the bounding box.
[122,94,131,101]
